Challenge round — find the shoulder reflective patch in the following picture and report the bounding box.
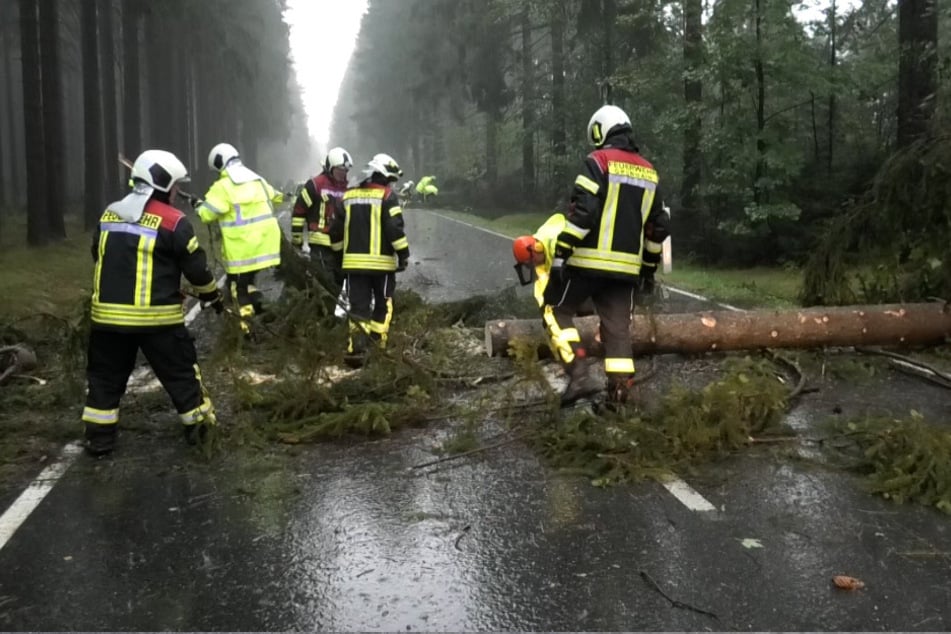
[607,161,658,183]
[187,236,200,253]
[575,174,600,195]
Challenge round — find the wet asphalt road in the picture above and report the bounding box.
[1,209,950,631]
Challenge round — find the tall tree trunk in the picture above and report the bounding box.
[752,0,767,206]
[896,0,937,147]
[121,0,141,155]
[550,2,567,194]
[4,17,26,209]
[99,0,120,196]
[485,112,498,186]
[18,0,48,246]
[602,0,616,81]
[520,8,535,200]
[681,0,703,234]
[81,0,104,230]
[827,0,836,174]
[39,0,66,241]
[0,24,12,210]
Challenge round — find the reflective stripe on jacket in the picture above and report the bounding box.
[291,173,346,247]
[197,173,282,274]
[330,181,409,273]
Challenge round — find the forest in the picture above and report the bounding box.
[0,0,312,245]
[1,0,949,303]
[331,0,950,301]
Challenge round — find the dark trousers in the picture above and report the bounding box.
[83,326,211,430]
[550,271,636,377]
[346,272,396,353]
[311,245,342,291]
[227,271,262,315]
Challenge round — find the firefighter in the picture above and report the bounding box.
[194,142,283,330]
[545,104,671,405]
[291,146,352,289]
[329,153,409,366]
[83,149,224,456]
[512,212,567,308]
[415,174,438,201]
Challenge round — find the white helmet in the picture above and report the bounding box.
[365,153,402,182]
[324,146,353,173]
[131,149,190,192]
[208,142,240,171]
[587,104,632,147]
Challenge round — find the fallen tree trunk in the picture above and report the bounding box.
[484,303,951,357]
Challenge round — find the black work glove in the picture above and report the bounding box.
[636,267,656,304]
[177,191,202,209]
[199,290,225,314]
[396,257,409,272]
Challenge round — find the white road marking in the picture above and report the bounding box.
[659,476,718,512]
[0,442,84,551]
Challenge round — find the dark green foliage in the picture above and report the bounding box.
[536,358,790,485]
[802,131,951,305]
[827,413,951,513]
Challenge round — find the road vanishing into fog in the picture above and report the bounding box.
[0,209,949,631]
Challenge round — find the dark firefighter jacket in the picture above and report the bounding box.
[291,172,347,247]
[556,133,671,280]
[329,180,409,273]
[90,199,218,330]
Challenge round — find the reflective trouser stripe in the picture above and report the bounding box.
[180,396,216,426]
[604,357,636,375]
[82,406,119,426]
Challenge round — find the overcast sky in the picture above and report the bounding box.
[285,0,369,147]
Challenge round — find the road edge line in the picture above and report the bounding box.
[0,442,84,551]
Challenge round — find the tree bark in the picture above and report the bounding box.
[81,0,104,230]
[752,0,767,205]
[39,0,66,241]
[896,0,937,148]
[681,0,703,234]
[18,0,48,246]
[121,0,141,154]
[520,8,535,200]
[484,303,951,357]
[98,0,120,195]
[549,3,567,193]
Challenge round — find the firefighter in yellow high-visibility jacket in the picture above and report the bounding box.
[194,142,283,327]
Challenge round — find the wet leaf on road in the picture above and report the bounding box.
[832,575,865,590]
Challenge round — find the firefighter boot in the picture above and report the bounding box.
[560,359,602,405]
[606,375,637,410]
[344,330,371,368]
[84,423,117,457]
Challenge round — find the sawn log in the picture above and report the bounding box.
[484,303,951,357]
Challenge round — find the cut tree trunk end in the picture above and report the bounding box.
[484,303,951,358]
